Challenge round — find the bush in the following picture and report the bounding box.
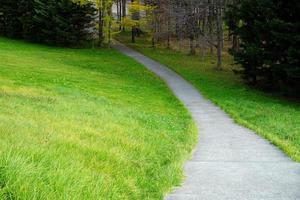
[0,0,96,46]
[225,0,300,96]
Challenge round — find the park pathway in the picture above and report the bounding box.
[114,43,300,200]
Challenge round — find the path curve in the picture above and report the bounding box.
[114,43,300,200]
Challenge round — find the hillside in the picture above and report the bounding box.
[0,37,197,200]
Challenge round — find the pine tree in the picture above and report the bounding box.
[0,0,23,38]
[0,0,96,46]
[225,0,300,95]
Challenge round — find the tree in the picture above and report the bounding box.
[225,0,300,95]
[122,1,154,43]
[0,0,23,38]
[0,0,96,46]
[136,0,226,68]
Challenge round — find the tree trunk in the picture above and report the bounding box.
[132,28,136,43]
[216,1,223,70]
[108,6,112,47]
[152,36,155,48]
[167,21,170,48]
[98,8,104,47]
[208,0,214,55]
[131,0,137,43]
[190,36,196,55]
[232,34,239,51]
[122,0,126,31]
[117,0,122,30]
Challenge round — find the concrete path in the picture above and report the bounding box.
[114,43,300,200]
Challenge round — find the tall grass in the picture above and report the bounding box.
[0,37,197,199]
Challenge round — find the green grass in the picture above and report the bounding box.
[116,33,300,162]
[0,37,197,199]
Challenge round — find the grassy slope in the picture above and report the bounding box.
[116,34,300,162]
[0,37,197,199]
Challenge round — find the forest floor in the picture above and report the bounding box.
[0,37,197,199]
[116,33,300,162]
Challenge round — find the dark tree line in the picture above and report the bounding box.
[0,0,96,46]
[226,0,300,95]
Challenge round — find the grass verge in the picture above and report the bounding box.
[116,33,300,162]
[0,37,197,199]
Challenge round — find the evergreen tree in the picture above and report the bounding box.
[19,0,36,41]
[225,0,300,95]
[0,0,23,38]
[0,0,96,46]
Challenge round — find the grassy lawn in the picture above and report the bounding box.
[0,37,197,199]
[116,33,300,162]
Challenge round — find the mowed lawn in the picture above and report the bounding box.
[0,37,197,199]
[117,34,300,162]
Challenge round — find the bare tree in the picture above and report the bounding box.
[140,0,226,68]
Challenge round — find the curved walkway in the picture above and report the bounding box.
[114,43,300,200]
